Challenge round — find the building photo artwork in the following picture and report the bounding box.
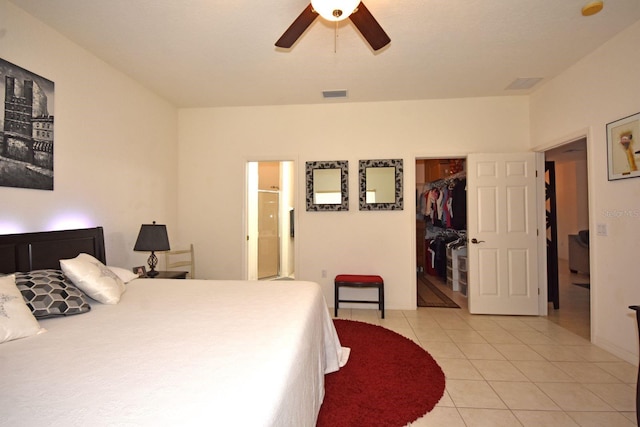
[0,58,54,190]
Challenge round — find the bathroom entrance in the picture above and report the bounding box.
[246,161,295,280]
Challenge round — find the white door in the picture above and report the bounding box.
[467,153,540,315]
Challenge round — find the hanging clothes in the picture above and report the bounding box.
[418,172,466,230]
[450,178,467,231]
[426,230,463,279]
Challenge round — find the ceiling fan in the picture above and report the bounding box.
[275,0,390,51]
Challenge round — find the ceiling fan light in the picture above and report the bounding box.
[311,0,360,22]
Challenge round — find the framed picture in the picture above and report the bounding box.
[0,58,55,190]
[607,112,640,180]
[132,266,146,277]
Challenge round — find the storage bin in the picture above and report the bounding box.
[460,283,468,296]
[459,270,467,283]
[459,275,468,296]
[458,255,467,272]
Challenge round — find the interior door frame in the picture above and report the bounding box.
[413,155,467,306]
[243,157,298,280]
[413,153,549,315]
[533,128,591,332]
[535,152,549,315]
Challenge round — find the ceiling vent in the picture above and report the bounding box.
[322,90,348,99]
[505,78,543,91]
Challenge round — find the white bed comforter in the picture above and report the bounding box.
[0,279,348,426]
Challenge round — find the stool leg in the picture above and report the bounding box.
[334,283,338,317]
[379,284,385,319]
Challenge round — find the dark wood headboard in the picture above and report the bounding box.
[0,227,106,274]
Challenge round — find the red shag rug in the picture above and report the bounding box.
[318,319,446,427]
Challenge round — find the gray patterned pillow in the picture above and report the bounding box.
[15,269,91,318]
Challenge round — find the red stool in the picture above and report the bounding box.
[334,274,385,319]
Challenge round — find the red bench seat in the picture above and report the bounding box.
[334,274,384,319]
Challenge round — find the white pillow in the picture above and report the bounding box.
[107,266,139,284]
[60,254,126,304]
[0,274,43,344]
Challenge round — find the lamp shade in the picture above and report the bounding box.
[134,222,170,252]
[311,0,360,22]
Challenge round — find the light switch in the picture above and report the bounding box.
[596,223,608,236]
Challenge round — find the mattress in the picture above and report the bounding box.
[0,279,348,426]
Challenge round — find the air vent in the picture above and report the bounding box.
[505,78,543,90]
[322,90,348,99]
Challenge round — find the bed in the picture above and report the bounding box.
[0,227,347,426]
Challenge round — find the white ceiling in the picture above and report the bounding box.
[8,0,640,108]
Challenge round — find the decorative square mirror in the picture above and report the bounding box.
[359,159,403,210]
[305,160,349,211]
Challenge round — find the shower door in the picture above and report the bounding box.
[258,191,279,279]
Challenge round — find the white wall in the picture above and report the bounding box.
[531,21,640,362]
[555,159,589,260]
[280,161,295,278]
[177,97,530,309]
[1,1,179,269]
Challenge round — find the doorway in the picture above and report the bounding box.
[247,161,295,280]
[543,138,590,339]
[415,158,468,308]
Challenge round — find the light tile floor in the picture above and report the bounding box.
[546,259,591,340]
[333,263,638,427]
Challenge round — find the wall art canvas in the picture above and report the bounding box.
[0,58,54,190]
[607,112,640,181]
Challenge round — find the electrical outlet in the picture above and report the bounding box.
[596,223,608,236]
[321,270,327,278]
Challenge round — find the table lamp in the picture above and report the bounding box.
[134,221,170,277]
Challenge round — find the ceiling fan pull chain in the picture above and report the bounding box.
[334,21,338,53]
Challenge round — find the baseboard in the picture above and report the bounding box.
[593,335,638,365]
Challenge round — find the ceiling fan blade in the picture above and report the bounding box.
[275,4,318,48]
[349,2,390,51]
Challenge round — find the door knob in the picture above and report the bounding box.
[471,238,485,244]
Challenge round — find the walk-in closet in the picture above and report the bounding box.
[416,159,467,306]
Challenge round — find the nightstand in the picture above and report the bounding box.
[144,271,188,279]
